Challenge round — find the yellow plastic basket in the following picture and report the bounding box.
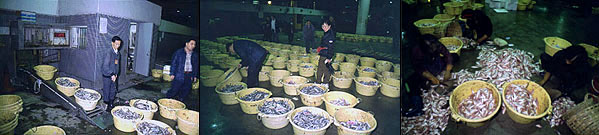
[544,37,572,56]
[450,80,501,128]
[502,80,552,124]
[414,19,440,35]
[439,37,464,55]
[444,2,465,16]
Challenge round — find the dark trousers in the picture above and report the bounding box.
[102,77,117,103]
[271,30,279,42]
[247,54,267,88]
[288,33,294,44]
[316,57,332,83]
[304,39,315,53]
[167,73,193,101]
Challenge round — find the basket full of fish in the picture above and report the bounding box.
[215,82,247,105]
[288,107,333,135]
[236,88,272,114]
[298,84,329,106]
[74,88,101,111]
[129,99,158,120]
[449,80,501,128]
[502,80,552,124]
[135,120,176,135]
[333,108,377,135]
[111,106,144,132]
[354,77,381,96]
[55,77,81,96]
[257,97,295,129]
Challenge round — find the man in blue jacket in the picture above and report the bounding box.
[227,40,268,88]
[168,39,199,102]
[102,36,122,111]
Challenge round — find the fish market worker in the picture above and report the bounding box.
[403,34,454,116]
[102,36,122,111]
[167,39,199,102]
[538,45,591,101]
[315,20,336,86]
[461,9,492,44]
[227,40,268,88]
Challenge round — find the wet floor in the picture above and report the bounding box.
[10,77,199,135]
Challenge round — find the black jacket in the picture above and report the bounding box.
[233,40,268,67]
[102,49,120,77]
[318,30,336,59]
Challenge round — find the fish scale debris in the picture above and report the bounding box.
[74,89,100,101]
[543,97,575,127]
[340,120,371,131]
[114,108,142,120]
[300,86,326,95]
[137,121,172,135]
[239,91,269,101]
[401,88,450,135]
[293,110,330,130]
[219,84,245,93]
[259,100,292,115]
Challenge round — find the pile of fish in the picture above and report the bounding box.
[57,78,77,87]
[362,68,375,72]
[456,37,478,49]
[452,46,543,93]
[445,44,460,52]
[543,97,575,127]
[504,84,538,116]
[401,88,451,135]
[114,108,142,120]
[74,90,100,101]
[339,120,372,131]
[300,85,326,95]
[239,91,270,101]
[329,98,351,106]
[301,65,314,68]
[258,100,292,115]
[458,88,496,120]
[219,84,245,93]
[359,81,379,86]
[133,101,154,110]
[418,23,436,27]
[292,110,330,130]
[136,121,172,135]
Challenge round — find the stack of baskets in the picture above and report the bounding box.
[176,109,200,135]
[0,95,23,135]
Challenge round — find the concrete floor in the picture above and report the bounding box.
[199,36,401,134]
[9,77,199,135]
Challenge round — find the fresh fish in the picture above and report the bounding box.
[239,91,269,101]
[259,100,292,115]
[292,110,330,130]
[137,121,172,135]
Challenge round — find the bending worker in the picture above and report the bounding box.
[227,40,268,88]
[538,45,591,103]
[461,9,493,44]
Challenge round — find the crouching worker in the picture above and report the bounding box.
[538,45,591,103]
[227,40,268,88]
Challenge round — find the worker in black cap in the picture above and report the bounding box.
[227,40,269,88]
[461,9,493,44]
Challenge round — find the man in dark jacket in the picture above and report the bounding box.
[538,45,591,102]
[227,40,269,88]
[316,20,336,85]
[167,39,199,102]
[102,36,122,111]
[287,17,295,44]
[303,20,316,53]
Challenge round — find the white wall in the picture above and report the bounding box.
[0,0,59,15]
[58,0,99,16]
[97,0,162,25]
[159,20,197,37]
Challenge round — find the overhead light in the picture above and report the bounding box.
[268,1,272,5]
[177,10,180,13]
[188,16,191,18]
[390,1,392,4]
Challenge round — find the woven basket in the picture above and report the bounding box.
[111,106,144,132]
[200,69,225,87]
[440,37,464,55]
[334,53,346,62]
[544,37,572,56]
[299,63,316,77]
[269,70,291,87]
[446,20,463,37]
[375,60,393,72]
[566,94,599,135]
[199,65,213,74]
[414,19,440,35]
[55,77,80,97]
[380,78,401,98]
[259,66,274,81]
[287,60,302,72]
[333,72,355,89]
[24,125,65,135]
[236,88,272,114]
[299,54,310,63]
[333,108,377,135]
[310,54,320,66]
[358,66,377,78]
[345,54,361,65]
[215,82,248,105]
[322,91,360,116]
[34,65,57,81]
[157,99,186,120]
[340,62,357,75]
[502,80,552,125]
[0,111,18,135]
[288,107,333,135]
[444,2,465,16]
[433,14,455,38]
[564,93,598,120]
[298,83,329,106]
[377,71,400,80]
[175,109,199,135]
[450,80,501,127]
[359,57,377,67]
[273,57,287,69]
[354,77,381,96]
[257,97,295,129]
[282,76,308,96]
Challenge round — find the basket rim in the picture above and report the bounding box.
[129,99,159,112]
[333,108,377,132]
[157,99,187,110]
[235,88,273,103]
[449,80,502,123]
[298,83,329,96]
[501,79,552,119]
[257,97,296,116]
[54,77,80,88]
[110,106,144,120]
[24,125,65,135]
[74,88,102,101]
[135,120,176,135]
[543,37,572,50]
[288,106,333,131]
